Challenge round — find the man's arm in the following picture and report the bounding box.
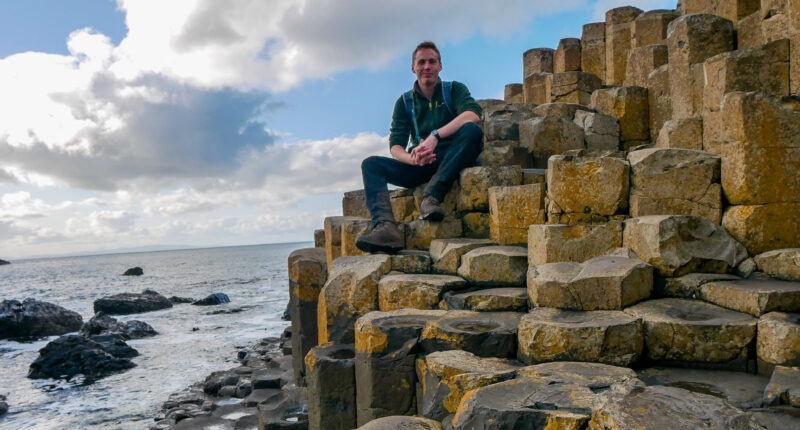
[410,110,480,162]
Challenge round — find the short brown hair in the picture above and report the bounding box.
[412,41,441,64]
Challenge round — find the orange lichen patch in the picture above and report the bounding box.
[354,316,389,355]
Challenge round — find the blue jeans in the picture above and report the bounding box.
[361,122,483,226]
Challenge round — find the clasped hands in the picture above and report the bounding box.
[409,135,438,166]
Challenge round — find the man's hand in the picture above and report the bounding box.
[411,135,438,166]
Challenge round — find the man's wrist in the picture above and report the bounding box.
[430,129,440,141]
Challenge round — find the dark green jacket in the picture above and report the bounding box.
[389,80,482,151]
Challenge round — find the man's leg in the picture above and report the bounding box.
[422,121,483,206]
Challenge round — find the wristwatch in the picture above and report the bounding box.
[430,129,440,140]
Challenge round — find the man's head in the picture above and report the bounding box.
[412,41,442,87]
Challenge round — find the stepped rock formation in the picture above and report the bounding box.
[283,3,800,429]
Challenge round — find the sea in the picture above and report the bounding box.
[0,242,309,429]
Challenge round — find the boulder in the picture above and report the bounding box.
[168,296,194,304]
[627,148,722,223]
[527,256,653,311]
[389,250,431,274]
[573,110,620,150]
[653,272,740,298]
[755,249,800,281]
[318,255,391,344]
[0,298,83,340]
[288,247,327,385]
[122,267,143,276]
[637,367,768,409]
[354,309,446,425]
[416,350,519,421]
[93,290,172,315]
[622,215,748,277]
[0,258,9,265]
[528,222,623,265]
[457,246,527,287]
[546,154,629,224]
[624,298,756,369]
[420,311,522,358]
[516,361,637,389]
[0,395,6,416]
[581,22,606,81]
[517,308,643,366]
[357,416,442,430]
[590,385,758,429]
[378,273,467,311]
[28,334,136,380]
[79,313,157,339]
[404,220,462,250]
[89,333,139,358]
[441,287,527,312]
[457,166,522,213]
[305,342,356,430]
[451,377,595,429]
[488,184,546,246]
[700,279,800,316]
[758,312,800,368]
[519,115,585,168]
[763,366,800,407]
[590,86,650,149]
[192,293,230,306]
[429,238,495,275]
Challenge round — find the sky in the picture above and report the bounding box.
[0,0,676,259]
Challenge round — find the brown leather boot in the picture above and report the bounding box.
[419,195,445,221]
[355,221,403,253]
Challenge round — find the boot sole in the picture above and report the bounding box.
[419,211,445,222]
[355,239,403,254]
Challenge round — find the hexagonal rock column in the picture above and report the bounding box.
[527,255,653,311]
[590,385,754,429]
[723,204,800,256]
[457,246,527,287]
[420,311,522,358]
[573,110,620,151]
[457,166,522,213]
[519,115,585,169]
[532,102,593,119]
[523,48,554,77]
[325,216,366,268]
[528,222,623,265]
[637,367,768,410]
[622,215,748,277]
[441,287,527,313]
[343,189,370,218]
[554,38,581,73]
[416,350,519,421]
[522,72,552,105]
[450,377,595,429]
[653,272,740,299]
[354,309,446,425]
[461,212,490,239]
[700,278,800,316]
[478,140,532,168]
[517,308,643,366]
[624,298,757,370]
[590,86,650,149]
[389,250,431,274]
[488,184,545,246]
[378,273,467,312]
[646,64,671,142]
[404,220,462,251]
[288,247,328,385]
[429,238,495,275]
[551,71,601,105]
[341,218,372,257]
[581,22,606,82]
[631,9,678,48]
[702,40,790,154]
[625,45,669,88]
[516,361,637,389]
[546,154,629,225]
[305,342,356,430]
[503,83,523,104]
[318,255,392,344]
[390,188,418,223]
[755,249,800,281]
[655,117,703,150]
[356,416,442,430]
[605,6,643,86]
[763,365,800,407]
[679,0,761,28]
[667,14,734,121]
[314,229,325,247]
[627,148,722,223]
[758,312,800,371]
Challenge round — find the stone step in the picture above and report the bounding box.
[624,298,757,371]
[637,367,768,410]
[377,273,467,312]
[757,312,800,372]
[527,255,653,311]
[488,183,545,246]
[457,246,527,286]
[429,238,495,275]
[516,361,637,389]
[356,416,442,430]
[528,222,623,266]
[763,366,800,408]
[420,311,522,359]
[517,307,643,366]
[755,249,800,282]
[700,278,800,317]
[440,287,528,312]
[653,272,740,299]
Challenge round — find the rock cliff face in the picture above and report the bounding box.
[268,3,800,430]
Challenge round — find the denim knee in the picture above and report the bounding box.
[361,155,382,173]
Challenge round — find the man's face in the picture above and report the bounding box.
[412,48,442,86]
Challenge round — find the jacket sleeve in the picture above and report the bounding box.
[452,81,482,118]
[389,95,411,150]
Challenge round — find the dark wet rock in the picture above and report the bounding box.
[28,334,136,380]
[171,415,232,429]
[193,293,230,306]
[123,267,143,276]
[80,312,157,339]
[207,307,248,315]
[420,311,523,358]
[282,302,291,321]
[241,388,283,407]
[637,367,768,409]
[747,408,800,429]
[0,394,7,416]
[203,371,241,396]
[252,368,284,390]
[0,298,83,340]
[516,361,638,391]
[256,385,308,429]
[764,366,800,407]
[89,333,139,358]
[0,259,9,265]
[169,296,195,304]
[306,342,356,430]
[94,290,172,315]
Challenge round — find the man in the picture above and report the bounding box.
[356,41,483,254]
